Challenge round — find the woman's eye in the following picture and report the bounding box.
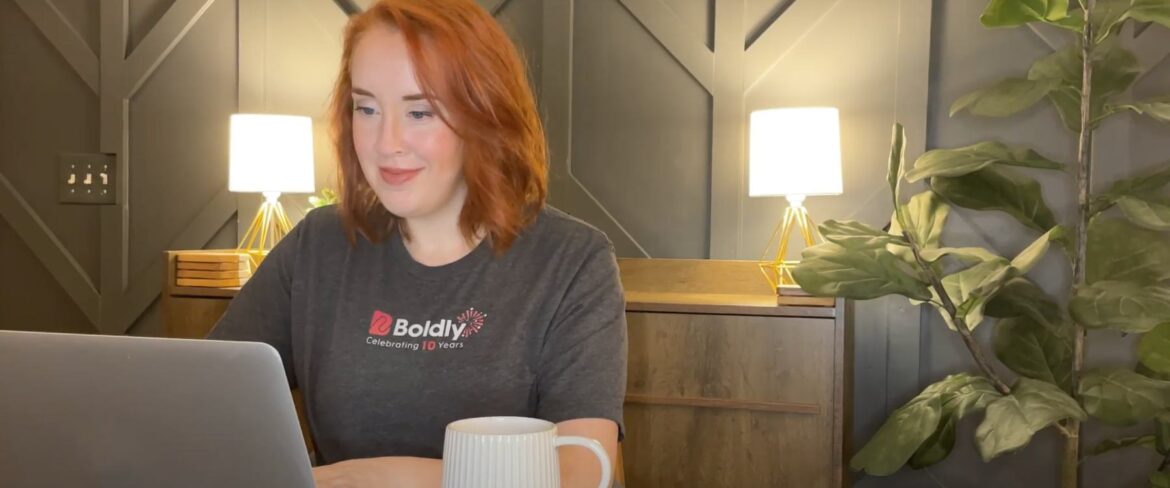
[354,106,376,116]
[407,111,433,120]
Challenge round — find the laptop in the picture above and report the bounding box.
[0,330,314,488]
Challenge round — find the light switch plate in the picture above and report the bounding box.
[59,153,116,205]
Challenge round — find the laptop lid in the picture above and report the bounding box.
[0,330,314,488]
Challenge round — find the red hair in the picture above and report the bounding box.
[328,0,547,253]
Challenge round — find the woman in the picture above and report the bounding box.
[206,1,627,487]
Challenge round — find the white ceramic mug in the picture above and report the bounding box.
[441,416,612,488]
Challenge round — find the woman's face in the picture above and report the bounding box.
[350,25,465,223]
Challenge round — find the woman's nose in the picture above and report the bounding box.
[376,117,406,156]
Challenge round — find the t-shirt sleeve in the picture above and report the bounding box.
[534,237,628,439]
[204,219,302,388]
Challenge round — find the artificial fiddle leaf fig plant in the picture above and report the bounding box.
[792,1,1170,486]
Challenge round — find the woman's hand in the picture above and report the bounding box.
[312,458,389,488]
[312,456,442,488]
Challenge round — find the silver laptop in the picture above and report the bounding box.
[0,330,314,488]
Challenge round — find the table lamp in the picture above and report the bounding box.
[229,114,315,262]
[749,107,843,294]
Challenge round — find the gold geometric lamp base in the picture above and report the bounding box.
[758,194,820,296]
[237,191,292,268]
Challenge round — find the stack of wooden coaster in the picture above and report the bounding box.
[175,251,252,288]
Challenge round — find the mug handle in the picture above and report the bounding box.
[553,436,613,488]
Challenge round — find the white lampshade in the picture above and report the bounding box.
[748,107,843,197]
[229,114,315,194]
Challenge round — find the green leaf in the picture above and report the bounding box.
[1118,96,1170,123]
[932,165,1058,232]
[1118,195,1170,231]
[942,259,1017,330]
[820,220,909,250]
[976,378,1086,461]
[1129,0,1170,29]
[1011,225,1067,273]
[849,380,942,476]
[986,277,1065,329]
[908,375,1003,469]
[994,316,1074,391]
[851,374,1000,475]
[1139,362,1170,381]
[949,78,1060,117]
[981,0,1071,27]
[939,231,1062,332]
[1157,412,1170,455]
[919,247,1003,265]
[887,191,950,268]
[1028,44,1079,81]
[906,142,1063,182]
[1105,163,1170,200]
[1079,367,1170,426]
[1070,281,1170,333]
[896,191,950,248]
[1125,101,1170,122]
[1091,0,1134,41]
[939,374,1004,418]
[1086,218,1170,284]
[793,244,932,301]
[1152,472,1170,488]
[1139,323,1170,376]
[1027,42,1142,131]
[909,414,957,469]
[888,123,906,200]
[1087,435,1157,456]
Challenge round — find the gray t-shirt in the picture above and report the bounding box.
[206,205,627,464]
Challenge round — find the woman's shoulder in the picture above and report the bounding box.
[528,205,613,252]
[301,204,344,228]
[291,204,348,249]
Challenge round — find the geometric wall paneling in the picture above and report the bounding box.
[571,0,711,258]
[732,0,936,462]
[661,0,714,50]
[39,0,101,61]
[128,0,182,55]
[6,0,234,335]
[11,0,100,93]
[744,0,793,49]
[737,0,933,261]
[539,0,650,259]
[2,0,103,331]
[493,0,544,102]
[127,0,237,305]
[0,218,94,334]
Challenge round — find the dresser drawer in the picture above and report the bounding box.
[622,312,841,488]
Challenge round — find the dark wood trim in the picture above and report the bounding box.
[624,394,821,415]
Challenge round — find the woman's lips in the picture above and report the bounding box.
[379,167,422,185]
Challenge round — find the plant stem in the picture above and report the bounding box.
[902,230,1012,395]
[1065,3,1095,488]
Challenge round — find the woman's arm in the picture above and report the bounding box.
[557,418,620,488]
[312,456,441,488]
[311,418,616,488]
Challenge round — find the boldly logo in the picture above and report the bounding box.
[369,310,394,336]
[367,308,487,342]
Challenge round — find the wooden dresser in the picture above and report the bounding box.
[162,252,850,487]
[617,259,850,488]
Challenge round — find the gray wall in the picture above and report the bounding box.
[3,0,1169,486]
